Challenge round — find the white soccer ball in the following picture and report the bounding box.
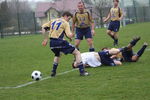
[31,70,42,81]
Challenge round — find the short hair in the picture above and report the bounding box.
[113,0,119,2]
[78,1,85,8]
[62,11,73,17]
[101,47,108,51]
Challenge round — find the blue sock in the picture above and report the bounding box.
[52,63,58,73]
[78,62,84,73]
[130,39,137,46]
[111,35,115,40]
[137,45,147,57]
[114,39,118,44]
[89,48,95,52]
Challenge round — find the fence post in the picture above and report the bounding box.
[33,12,37,34]
[16,0,21,36]
[143,7,146,22]
[0,22,4,39]
[133,0,138,23]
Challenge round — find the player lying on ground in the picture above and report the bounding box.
[41,11,89,76]
[111,37,148,62]
[72,48,124,68]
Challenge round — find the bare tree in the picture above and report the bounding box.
[92,0,112,27]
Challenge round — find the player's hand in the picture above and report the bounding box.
[69,38,72,42]
[103,17,107,23]
[71,33,75,38]
[118,18,122,21]
[91,30,95,36]
[42,39,48,46]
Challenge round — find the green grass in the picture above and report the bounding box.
[0,22,150,100]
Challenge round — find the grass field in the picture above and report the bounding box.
[0,22,150,100]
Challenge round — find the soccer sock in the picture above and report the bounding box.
[130,38,140,46]
[52,62,58,73]
[110,35,115,40]
[114,39,118,44]
[76,48,80,51]
[78,62,85,73]
[89,48,95,52]
[137,45,147,57]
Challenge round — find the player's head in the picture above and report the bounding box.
[101,47,109,51]
[77,1,85,12]
[113,0,119,7]
[62,11,73,21]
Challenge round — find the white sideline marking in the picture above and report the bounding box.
[0,69,78,89]
[146,48,150,51]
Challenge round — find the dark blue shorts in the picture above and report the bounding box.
[108,21,120,32]
[98,51,116,66]
[75,27,92,40]
[122,50,134,62]
[50,38,75,57]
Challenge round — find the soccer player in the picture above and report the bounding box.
[103,0,123,46]
[41,11,89,77]
[72,48,123,68]
[72,1,95,52]
[113,37,148,62]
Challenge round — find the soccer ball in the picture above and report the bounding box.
[31,70,42,81]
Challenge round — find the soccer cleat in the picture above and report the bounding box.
[143,42,148,47]
[133,36,141,42]
[80,71,89,76]
[51,72,56,77]
[113,42,118,47]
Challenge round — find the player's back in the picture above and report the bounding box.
[49,18,69,39]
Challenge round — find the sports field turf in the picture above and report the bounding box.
[0,22,150,100]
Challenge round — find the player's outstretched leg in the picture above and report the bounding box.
[130,36,141,47]
[72,49,89,76]
[124,36,141,51]
[131,42,148,62]
[136,42,148,57]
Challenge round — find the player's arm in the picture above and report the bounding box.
[65,23,74,41]
[89,12,95,36]
[72,13,77,34]
[41,22,51,46]
[114,60,122,66]
[119,8,124,21]
[108,48,121,55]
[103,12,111,22]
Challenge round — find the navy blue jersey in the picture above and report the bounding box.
[98,51,116,66]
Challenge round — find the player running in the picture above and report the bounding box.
[72,1,95,52]
[41,11,89,77]
[103,0,123,46]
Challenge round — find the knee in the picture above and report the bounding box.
[87,39,93,45]
[107,30,111,35]
[72,49,80,55]
[131,56,139,62]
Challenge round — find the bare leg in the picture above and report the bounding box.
[86,38,95,52]
[72,49,89,76]
[51,56,60,77]
[75,39,81,50]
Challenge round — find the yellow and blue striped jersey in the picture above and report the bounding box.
[110,7,123,21]
[73,9,94,28]
[42,18,71,39]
